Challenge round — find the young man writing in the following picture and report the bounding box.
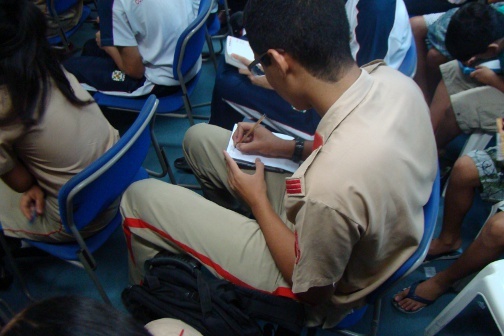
[120,0,437,328]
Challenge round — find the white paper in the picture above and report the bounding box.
[224,36,254,69]
[226,124,300,173]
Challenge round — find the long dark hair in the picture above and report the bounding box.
[0,296,152,336]
[0,0,91,125]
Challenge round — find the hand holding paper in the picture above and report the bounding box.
[227,124,300,173]
[223,150,268,209]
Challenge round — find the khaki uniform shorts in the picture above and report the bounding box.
[440,60,504,134]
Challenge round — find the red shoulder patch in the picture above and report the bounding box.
[285,177,304,196]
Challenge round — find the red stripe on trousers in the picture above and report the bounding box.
[123,217,298,300]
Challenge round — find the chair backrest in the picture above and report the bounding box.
[58,95,158,233]
[369,169,440,301]
[46,0,80,16]
[173,0,214,81]
[397,39,417,78]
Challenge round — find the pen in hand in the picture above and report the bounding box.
[29,206,37,225]
[234,114,266,148]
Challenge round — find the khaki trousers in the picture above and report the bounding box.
[121,124,295,297]
[0,179,118,242]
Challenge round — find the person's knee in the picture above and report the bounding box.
[183,124,210,153]
[426,48,448,68]
[410,16,427,38]
[480,212,504,248]
[450,156,479,186]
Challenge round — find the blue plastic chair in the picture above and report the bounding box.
[207,0,233,55]
[0,95,161,305]
[46,0,91,51]
[307,169,440,336]
[397,40,417,78]
[92,0,214,126]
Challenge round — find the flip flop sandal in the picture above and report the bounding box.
[392,280,435,314]
[424,248,462,262]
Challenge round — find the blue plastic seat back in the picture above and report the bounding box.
[173,0,213,81]
[397,40,417,78]
[58,95,158,232]
[333,169,440,330]
[369,169,440,302]
[46,0,80,15]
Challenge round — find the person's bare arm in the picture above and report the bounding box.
[96,31,145,79]
[471,67,504,93]
[1,163,35,193]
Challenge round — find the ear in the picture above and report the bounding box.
[267,49,290,77]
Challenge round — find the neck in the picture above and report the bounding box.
[305,64,361,117]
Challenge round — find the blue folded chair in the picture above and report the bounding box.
[46,0,91,52]
[93,0,214,126]
[0,95,161,304]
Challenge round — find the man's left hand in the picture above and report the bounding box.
[223,150,268,209]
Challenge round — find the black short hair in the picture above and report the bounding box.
[0,296,152,336]
[243,0,354,82]
[446,3,504,62]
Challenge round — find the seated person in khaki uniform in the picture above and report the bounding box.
[120,0,437,328]
[0,0,119,243]
[430,3,504,150]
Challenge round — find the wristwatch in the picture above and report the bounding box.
[291,139,304,163]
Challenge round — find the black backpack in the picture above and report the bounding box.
[121,252,305,336]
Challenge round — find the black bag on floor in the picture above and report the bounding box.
[121,252,305,336]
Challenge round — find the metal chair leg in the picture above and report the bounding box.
[0,232,35,302]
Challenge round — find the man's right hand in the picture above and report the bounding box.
[232,122,294,158]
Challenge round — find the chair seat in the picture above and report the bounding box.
[425,259,504,336]
[93,72,202,115]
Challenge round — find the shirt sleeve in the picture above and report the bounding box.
[111,0,137,47]
[98,0,114,47]
[291,198,363,295]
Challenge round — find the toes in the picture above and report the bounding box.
[394,288,410,302]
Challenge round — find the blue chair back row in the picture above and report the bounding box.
[2,96,158,305]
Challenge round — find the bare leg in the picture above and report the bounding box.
[429,156,480,256]
[410,16,429,103]
[430,79,463,150]
[394,212,504,312]
[425,48,448,105]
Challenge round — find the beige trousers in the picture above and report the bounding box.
[120,124,296,298]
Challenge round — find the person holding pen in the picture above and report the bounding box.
[0,1,119,245]
[120,0,437,328]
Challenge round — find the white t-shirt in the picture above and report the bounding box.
[345,0,413,72]
[108,0,202,96]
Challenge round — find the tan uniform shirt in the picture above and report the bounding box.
[286,62,437,327]
[0,70,119,239]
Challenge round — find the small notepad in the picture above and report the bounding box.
[224,36,254,69]
[226,124,300,173]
